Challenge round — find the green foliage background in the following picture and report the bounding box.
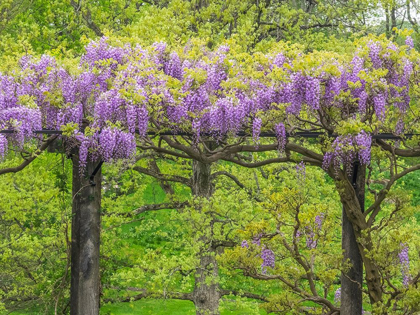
[1,0,420,314]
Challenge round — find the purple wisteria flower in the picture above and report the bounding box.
[0,134,7,159]
[334,287,341,304]
[305,213,324,249]
[253,117,262,145]
[252,234,262,246]
[274,122,286,152]
[323,131,372,173]
[405,36,414,49]
[0,37,416,171]
[261,248,275,274]
[296,161,306,182]
[398,243,410,287]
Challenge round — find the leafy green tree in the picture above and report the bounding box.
[0,0,383,57]
[0,153,72,314]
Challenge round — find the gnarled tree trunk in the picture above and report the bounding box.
[193,252,220,315]
[337,163,383,311]
[341,162,364,314]
[70,151,101,315]
[191,160,220,315]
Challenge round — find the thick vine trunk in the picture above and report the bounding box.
[341,162,364,314]
[338,164,383,310]
[360,245,383,305]
[191,160,220,315]
[70,152,101,315]
[192,160,213,198]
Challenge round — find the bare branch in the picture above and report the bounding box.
[376,139,420,157]
[130,201,189,216]
[0,136,58,176]
[132,165,191,187]
[365,163,420,217]
[220,289,268,302]
[103,287,193,303]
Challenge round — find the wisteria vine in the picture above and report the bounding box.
[0,36,418,172]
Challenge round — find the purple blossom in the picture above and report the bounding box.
[324,76,341,107]
[99,128,136,162]
[305,229,317,249]
[164,52,183,80]
[405,36,414,49]
[252,117,262,145]
[305,77,320,110]
[252,234,262,246]
[274,122,286,152]
[334,287,341,304]
[241,240,249,248]
[81,37,127,69]
[396,119,405,135]
[373,93,386,121]
[273,53,286,68]
[287,73,305,114]
[0,134,7,159]
[296,161,306,182]
[323,131,372,172]
[368,41,382,69]
[355,131,372,165]
[261,248,275,273]
[305,213,324,249]
[351,54,365,74]
[78,137,90,173]
[315,213,324,230]
[358,91,368,114]
[398,243,410,287]
[137,106,149,138]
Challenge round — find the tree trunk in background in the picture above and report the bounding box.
[341,161,365,315]
[191,160,220,315]
[391,7,397,36]
[70,151,101,315]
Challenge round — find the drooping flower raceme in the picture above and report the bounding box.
[405,36,414,50]
[323,131,372,172]
[253,117,262,145]
[334,287,341,304]
[274,122,286,152]
[398,243,410,287]
[305,213,324,249]
[296,161,306,182]
[261,248,275,274]
[0,134,7,159]
[355,131,372,165]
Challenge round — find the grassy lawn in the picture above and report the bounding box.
[101,299,268,315]
[100,299,196,315]
[10,299,267,315]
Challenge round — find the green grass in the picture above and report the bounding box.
[101,299,268,315]
[9,299,267,315]
[101,299,196,315]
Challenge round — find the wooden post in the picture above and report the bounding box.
[341,161,365,314]
[70,151,101,315]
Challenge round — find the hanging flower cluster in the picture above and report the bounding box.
[398,243,410,287]
[241,234,276,274]
[322,131,372,172]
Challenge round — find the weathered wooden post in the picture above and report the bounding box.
[70,151,102,315]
